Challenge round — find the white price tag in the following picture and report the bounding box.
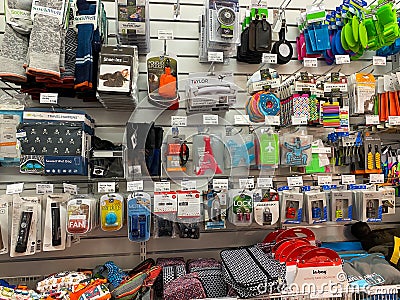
[6,183,24,195]
[323,83,348,92]
[265,115,280,126]
[291,116,307,125]
[257,177,273,188]
[287,176,303,187]
[203,114,219,125]
[16,132,26,138]
[304,57,318,67]
[154,181,171,192]
[312,147,332,154]
[317,175,332,185]
[373,56,387,66]
[36,183,54,194]
[389,116,400,125]
[341,175,356,185]
[234,115,250,125]
[335,55,350,64]
[181,180,197,191]
[207,51,224,62]
[40,93,58,104]
[239,178,254,189]
[127,180,144,192]
[369,174,384,184]
[171,116,187,127]
[262,53,277,64]
[213,179,229,189]
[366,115,380,125]
[63,183,78,194]
[98,182,116,193]
[158,29,173,40]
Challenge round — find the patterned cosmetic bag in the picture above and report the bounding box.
[196,268,227,298]
[186,258,221,272]
[163,273,206,300]
[220,246,286,298]
[154,257,186,297]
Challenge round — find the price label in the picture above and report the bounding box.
[127,180,144,192]
[40,93,58,104]
[389,116,400,125]
[171,116,187,127]
[287,176,303,187]
[213,179,229,189]
[158,29,173,40]
[181,180,197,191]
[292,116,307,125]
[154,181,171,192]
[203,114,219,125]
[98,182,116,193]
[341,175,356,185]
[262,53,277,64]
[312,147,331,154]
[6,183,24,195]
[36,183,54,194]
[317,175,332,185]
[265,115,280,126]
[369,174,384,184]
[366,115,380,125]
[234,115,250,125]
[335,55,350,64]
[304,57,318,67]
[257,177,273,188]
[63,183,78,194]
[373,56,387,66]
[208,51,224,62]
[324,83,348,92]
[239,178,254,189]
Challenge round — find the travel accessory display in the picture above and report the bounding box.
[193,134,224,176]
[255,128,280,169]
[116,0,150,53]
[203,187,227,230]
[253,189,279,226]
[224,133,255,169]
[10,195,39,257]
[146,54,179,109]
[185,72,238,113]
[330,190,353,222]
[176,190,201,239]
[43,194,69,252]
[66,197,93,235]
[281,191,303,224]
[100,193,124,232]
[280,130,313,167]
[228,189,253,226]
[153,191,177,238]
[127,193,151,242]
[304,191,327,224]
[97,45,139,110]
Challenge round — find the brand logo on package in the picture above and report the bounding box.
[191,78,209,84]
[312,270,327,275]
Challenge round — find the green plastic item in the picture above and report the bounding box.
[344,21,356,47]
[305,153,325,173]
[341,29,350,50]
[258,132,279,167]
[359,21,368,49]
[352,15,359,43]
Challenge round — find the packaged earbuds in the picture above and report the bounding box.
[228,189,253,226]
[127,192,151,242]
[281,191,303,224]
[253,189,279,226]
[204,187,227,230]
[100,193,124,232]
[43,194,69,252]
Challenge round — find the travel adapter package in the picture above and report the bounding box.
[153,191,177,238]
[330,191,353,222]
[224,134,255,169]
[228,189,253,226]
[380,187,396,215]
[127,192,151,242]
[185,72,238,112]
[281,191,303,224]
[43,194,69,252]
[204,188,227,230]
[10,196,40,257]
[193,134,224,176]
[304,191,327,224]
[356,191,383,222]
[66,196,96,235]
[0,195,10,254]
[100,193,124,232]
[253,189,279,226]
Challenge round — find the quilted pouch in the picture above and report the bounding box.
[187,258,221,272]
[196,268,227,298]
[154,257,186,297]
[163,273,206,300]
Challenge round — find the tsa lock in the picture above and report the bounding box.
[335,200,343,219]
[367,200,375,218]
[263,208,272,225]
[312,203,321,219]
[286,202,296,219]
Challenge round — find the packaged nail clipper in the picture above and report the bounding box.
[10,195,40,257]
[43,194,69,251]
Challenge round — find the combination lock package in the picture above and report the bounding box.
[281,191,303,224]
[228,189,253,226]
[304,191,327,224]
[253,189,279,226]
[330,191,353,222]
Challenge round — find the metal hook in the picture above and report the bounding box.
[208,62,215,76]
[163,40,167,56]
[174,0,181,20]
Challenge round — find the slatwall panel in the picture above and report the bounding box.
[0,0,399,278]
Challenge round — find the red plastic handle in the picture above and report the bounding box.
[276,228,315,243]
[285,245,316,266]
[277,240,311,263]
[263,229,285,244]
[297,248,341,268]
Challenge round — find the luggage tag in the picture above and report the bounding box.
[127,193,151,242]
[228,189,253,226]
[224,134,255,168]
[66,197,91,234]
[100,193,124,232]
[253,189,279,226]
